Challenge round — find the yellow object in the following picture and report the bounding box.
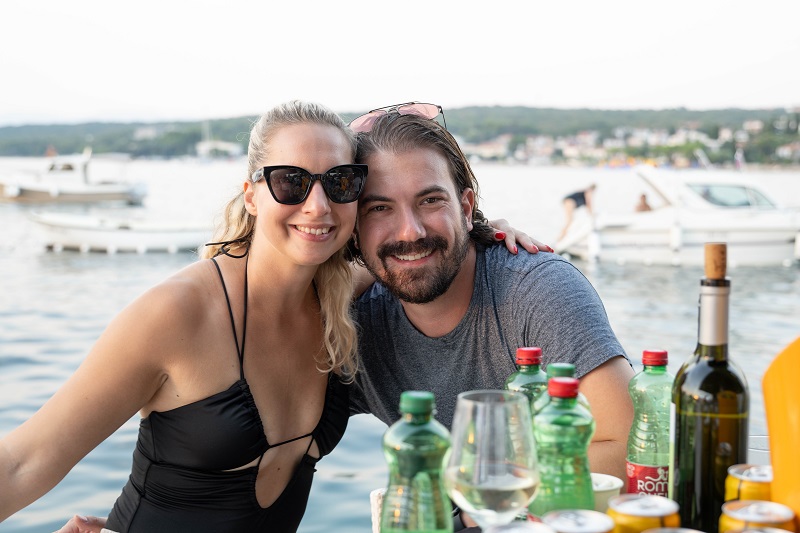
[606,494,680,533]
[725,464,773,502]
[763,336,800,530]
[718,500,796,532]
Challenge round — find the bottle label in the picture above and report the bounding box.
[626,461,669,497]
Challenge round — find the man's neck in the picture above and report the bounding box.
[400,244,477,338]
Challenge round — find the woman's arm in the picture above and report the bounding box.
[0,280,189,521]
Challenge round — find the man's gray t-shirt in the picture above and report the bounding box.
[349,245,628,429]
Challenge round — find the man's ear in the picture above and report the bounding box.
[243,181,257,216]
[461,188,475,231]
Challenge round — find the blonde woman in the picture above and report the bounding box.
[0,101,363,532]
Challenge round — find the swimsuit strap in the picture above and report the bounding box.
[268,431,315,451]
[210,257,243,363]
[240,254,249,380]
[254,433,315,470]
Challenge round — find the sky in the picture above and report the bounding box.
[1,0,799,127]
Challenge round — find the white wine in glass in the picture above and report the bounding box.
[445,390,540,529]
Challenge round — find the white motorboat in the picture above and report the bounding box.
[30,211,212,254]
[556,165,800,267]
[0,148,147,205]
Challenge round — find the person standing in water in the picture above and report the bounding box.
[558,183,596,241]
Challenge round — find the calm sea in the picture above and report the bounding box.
[1,157,798,532]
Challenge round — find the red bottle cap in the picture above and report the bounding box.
[642,349,668,366]
[516,346,542,365]
[548,377,579,398]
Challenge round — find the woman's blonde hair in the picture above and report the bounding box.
[201,101,359,382]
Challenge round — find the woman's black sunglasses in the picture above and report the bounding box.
[251,164,367,205]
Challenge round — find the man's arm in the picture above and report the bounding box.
[579,356,635,485]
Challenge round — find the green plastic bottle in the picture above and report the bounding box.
[532,362,590,414]
[626,349,673,496]
[529,377,595,516]
[504,347,548,407]
[380,391,453,533]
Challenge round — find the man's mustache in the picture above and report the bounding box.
[377,236,448,261]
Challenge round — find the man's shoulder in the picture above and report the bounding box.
[481,244,575,276]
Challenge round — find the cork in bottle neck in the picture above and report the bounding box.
[704,242,727,280]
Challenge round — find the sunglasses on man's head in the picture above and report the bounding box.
[349,102,446,133]
[251,164,367,205]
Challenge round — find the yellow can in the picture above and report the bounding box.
[606,494,680,533]
[719,501,796,533]
[729,528,795,533]
[541,510,616,533]
[641,529,705,533]
[725,464,773,502]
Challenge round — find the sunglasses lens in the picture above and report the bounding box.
[268,167,312,204]
[322,166,366,203]
[398,103,440,120]
[349,111,384,133]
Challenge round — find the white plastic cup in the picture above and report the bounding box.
[591,472,624,512]
[370,488,386,533]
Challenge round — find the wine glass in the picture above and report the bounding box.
[444,389,540,529]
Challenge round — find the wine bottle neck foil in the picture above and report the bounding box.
[698,283,730,346]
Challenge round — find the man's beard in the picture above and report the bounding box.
[364,222,470,304]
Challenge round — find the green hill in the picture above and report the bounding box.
[0,107,790,158]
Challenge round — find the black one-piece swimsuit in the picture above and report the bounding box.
[106,257,349,532]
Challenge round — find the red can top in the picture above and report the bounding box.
[516,346,543,365]
[548,377,579,398]
[642,349,668,366]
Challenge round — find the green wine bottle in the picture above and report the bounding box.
[670,243,749,533]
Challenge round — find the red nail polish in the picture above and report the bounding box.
[513,245,518,254]
[546,245,554,252]
[495,231,506,240]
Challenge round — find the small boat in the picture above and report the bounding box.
[556,165,800,267]
[0,148,146,205]
[30,211,212,254]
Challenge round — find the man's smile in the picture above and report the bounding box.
[393,250,433,262]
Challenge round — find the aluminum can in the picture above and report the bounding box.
[730,528,796,533]
[725,464,773,502]
[541,510,615,533]
[606,494,680,533]
[719,501,796,533]
[641,529,705,533]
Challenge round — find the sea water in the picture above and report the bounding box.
[0,158,798,532]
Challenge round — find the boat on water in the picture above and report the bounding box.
[555,165,800,267]
[30,211,212,254]
[0,148,147,205]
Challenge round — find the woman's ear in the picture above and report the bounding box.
[243,181,257,216]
